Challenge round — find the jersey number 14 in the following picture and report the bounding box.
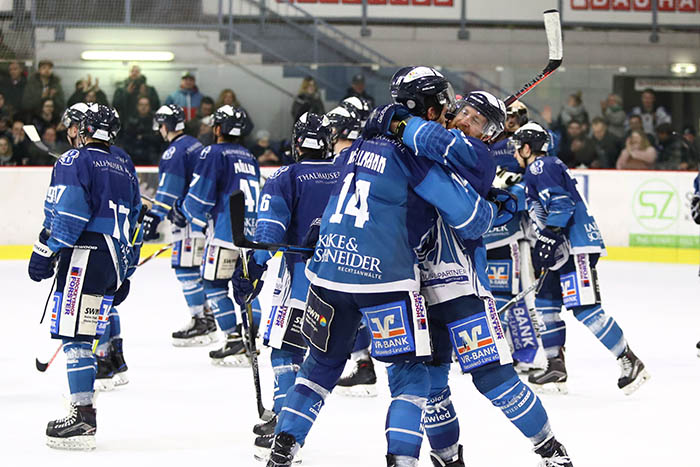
[329,173,370,228]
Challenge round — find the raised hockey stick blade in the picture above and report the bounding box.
[23,124,62,159]
[503,10,563,106]
[229,191,313,255]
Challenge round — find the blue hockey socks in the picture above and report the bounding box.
[271,348,304,414]
[386,362,430,459]
[423,364,459,455]
[536,297,566,358]
[175,267,205,317]
[63,340,96,406]
[572,305,626,357]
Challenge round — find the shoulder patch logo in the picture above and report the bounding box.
[59,149,80,166]
[162,146,176,160]
[530,159,544,175]
[267,165,290,180]
[199,146,211,159]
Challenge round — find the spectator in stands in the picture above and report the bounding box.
[165,71,202,121]
[616,129,657,170]
[655,123,694,170]
[683,126,700,161]
[291,76,324,122]
[600,93,625,139]
[250,130,281,167]
[0,60,26,117]
[31,98,60,136]
[113,64,160,124]
[121,96,163,165]
[22,59,65,116]
[556,91,589,133]
[0,115,11,138]
[0,30,16,76]
[216,88,240,108]
[68,75,109,107]
[344,73,375,108]
[10,119,30,163]
[27,125,58,165]
[559,119,584,166]
[590,117,623,168]
[626,114,656,146]
[186,96,215,144]
[42,125,69,155]
[628,88,671,136]
[0,135,18,166]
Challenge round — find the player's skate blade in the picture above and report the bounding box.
[529,381,568,395]
[46,404,96,451]
[172,333,218,347]
[172,316,219,347]
[617,345,650,396]
[335,359,378,397]
[254,434,302,464]
[528,349,567,395]
[534,436,572,467]
[209,332,253,367]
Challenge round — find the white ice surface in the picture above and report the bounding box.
[2,259,699,466]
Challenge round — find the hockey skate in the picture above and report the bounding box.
[209,329,254,367]
[46,404,97,451]
[266,432,300,467]
[335,358,378,397]
[254,413,278,436]
[110,337,129,387]
[528,348,568,395]
[94,356,115,392]
[617,345,650,395]
[534,436,573,467]
[430,444,465,466]
[254,433,303,464]
[172,315,218,347]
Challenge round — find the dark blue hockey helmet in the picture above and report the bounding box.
[79,103,120,143]
[292,112,332,161]
[153,104,186,132]
[390,66,453,117]
[512,122,550,154]
[447,91,506,142]
[326,105,362,143]
[340,96,371,125]
[61,102,89,129]
[212,105,252,138]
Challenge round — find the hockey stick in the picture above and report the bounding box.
[137,244,172,267]
[503,10,563,107]
[36,343,63,372]
[229,192,275,422]
[229,190,313,255]
[496,270,548,315]
[140,194,172,212]
[23,124,62,159]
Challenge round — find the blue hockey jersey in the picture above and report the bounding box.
[152,134,204,240]
[483,181,527,249]
[181,142,260,249]
[400,118,496,302]
[523,156,605,255]
[254,160,341,309]
[306,133,495,293]
[491,129,560,160]
[42,143,142,282]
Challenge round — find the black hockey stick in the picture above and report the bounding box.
[36,275,61,372]
[36,343,62,372]
[229,191,275,422]
[229,191,313,255]
[496,270,548,315]
[503,10,563,107]
[23,124,62,159]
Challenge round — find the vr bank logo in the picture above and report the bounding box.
[456,324,493,355]
[370,313,406,339]
[487,265,508,282]
[363,303,414,357]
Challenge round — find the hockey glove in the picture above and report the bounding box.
[231,251,267,307]
[691,195,700,225]
[361,104,411,140]
[533,227,565,273]
[300,217,322,261]
[487,187,518,228]
[141,212,161,241]
[28,229,57,282]
[113,279,130,307]
[167,199,188,228]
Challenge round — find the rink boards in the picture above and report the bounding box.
[1,166,698,264]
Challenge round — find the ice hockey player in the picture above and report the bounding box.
[229,112,340,461]
[383,90,572,466]
[325,103,378,396]
[340,95,372,126]
[513,121,650,395]
[29,104,142,450]
[265,66,500,467]
[491,100,559,159]
[168,105,261,365]
[142,104,217,347]
[690,173,700,356]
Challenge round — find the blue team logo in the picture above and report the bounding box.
[560,272,580,307]
[267,165,290,180]
[448,314,499,372]
[59,149,80,166]
[361,301,415,358]
[487,261,511,291]
[530,159,544,175]
[162,146,176,160]
[199,146,211,159]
